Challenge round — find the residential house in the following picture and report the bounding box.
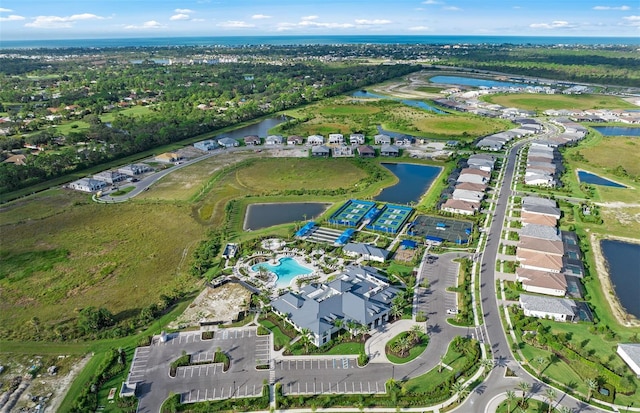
[194,139,219,151]
[357,145,376,158]
[118,163,151,176]
[2,154,27,165]
[311,145,331,157]
[287,135,304,145]
[222,243,238,259]
[519,294,578,322]
[518,236,564,256]
[342,243,390,263]
[441,199,479,215]
[452,189,484,203]
[328,133,344,144]
[266,135,284,145]
[349,134,365,145]
[271,265,399,346]
[517,249,563,273]
[516,268,567,297]
[394,136,414,146]
[521,212,558,227]
[380,144,400,157]
[455,182,487,193]
[218,137,239,148]
[244,135,261,146]
[374,134,391,145]
[520,224,561,242]
[457,173,488,185]
[617,343,640,378]
[307,135,324,146]
[94,170,127,184]
[524,174,556,187]
[332,145,355,157]
[155,152,182,163]
[69,178,107,193]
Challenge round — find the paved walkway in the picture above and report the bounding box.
[365,319,421,364]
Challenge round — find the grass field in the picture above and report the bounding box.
[482,93,637,112]
[0,192,205,340]
[99,105,153,123]
[278,97,513,142]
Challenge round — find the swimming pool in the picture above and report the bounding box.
[251,257,313,288]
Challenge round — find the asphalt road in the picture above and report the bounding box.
[458,124,608,413]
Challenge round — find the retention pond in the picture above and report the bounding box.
[375,163,442,204]
[600,239,640,319]
[244,202,330,230]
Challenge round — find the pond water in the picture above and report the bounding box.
[601,239,640,319]
[251,257,313,288]
[352,91,446,114]
[591,126,640,137]
[244,202,330,230]
[577,170,626,188]
[429,75,524,89]
[215,116,289,140]
[375,163,442,204]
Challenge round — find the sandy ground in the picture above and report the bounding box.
[45,354,92,413]
[589,233,640,327]
[168,283,252,329]
[373,71,444,99]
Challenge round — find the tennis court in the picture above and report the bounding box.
[366,204,413,234]
[328,199,376,227]
[407,215,473,244]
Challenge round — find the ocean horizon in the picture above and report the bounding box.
[2,35,639,49]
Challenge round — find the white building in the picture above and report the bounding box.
[69,178,107,193]
[617,343,640,378]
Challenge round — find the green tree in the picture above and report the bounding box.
[506,390,516,412]
[586,378,598,402]
[517,381,531,404]
[545,388,557,413]
[480,358,494,377]
[451,381,469,401]
[77,306,114,333]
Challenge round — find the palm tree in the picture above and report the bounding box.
[390,304,403,320]
[557,406,573,413]
[480,358,494,377]
[409,324,422,344]
[356,323,369,342]
[450,381,469,402]
[506,390,516,412]
[545,388,556,413]
[300,328,313,353]
[517,381,531,404]
[438,354,445,373]
[396,335,412,357]
[586,378,598,402]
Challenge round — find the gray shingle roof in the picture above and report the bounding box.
[343,243,390,260]
[618,343,640,368]
[522,196,557,208]
[520,224,561,241]
[519,294,577,317]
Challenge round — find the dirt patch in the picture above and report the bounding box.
[0,353,90,413]
[168,283,252,329]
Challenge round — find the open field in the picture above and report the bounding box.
[279,97,513,141]
[99,105,154,123]
[482,93,638,112]
[0,192,205,340]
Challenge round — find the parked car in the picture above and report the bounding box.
[446,308,459,315]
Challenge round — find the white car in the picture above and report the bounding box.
[446,308,459,315]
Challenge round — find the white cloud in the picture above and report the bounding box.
[192,18,205,22]
[175,8,194,13]
[529,20,574,29]
[354,19,392,25]
[422,0,441,4]
[623,15,640,26]
[25,13,104,29]
[0,7,13,12]
[408,26,431,31]
[0,14,24,22]
[124,20,164,30]
[276,17,355,31]
[170,13,190,21]
[301,15,318,21]
[217,20,255,28]
[443,6,462,11]
[593,5,631,10]
[252,14,272,19]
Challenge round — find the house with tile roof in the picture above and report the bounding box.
[516,268,567,296]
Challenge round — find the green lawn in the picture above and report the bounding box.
[258,319,292,350]
[318,103,381,116]
[99,105,153,123]
[482,93,637,112]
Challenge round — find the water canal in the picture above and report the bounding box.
[375,163,442,205]
[600,239,640,319]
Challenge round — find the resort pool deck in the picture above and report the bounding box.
[251,257,313,289]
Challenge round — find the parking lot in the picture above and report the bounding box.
[416,254,460,318]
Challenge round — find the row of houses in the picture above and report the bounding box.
[543,109,640,125]
[476,120,542,151]
[440,153,497,215]
[310,144,400,158]
[523,120,586,187]
[514,196,588,322]
[69,163,152,192]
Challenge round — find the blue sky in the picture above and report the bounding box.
[1,0,638,40]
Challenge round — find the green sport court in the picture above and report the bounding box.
[408,215,473,244]
[328,199,376,227]
[366,204,413,234]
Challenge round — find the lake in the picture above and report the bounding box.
[592,126,640,137]
[375,163,442,204]
[429,75,525,89]
[352,91,446,114]
[601,239,640,319]
[577,170,626,188]
[215,116,288,140]
[244,202,330,230]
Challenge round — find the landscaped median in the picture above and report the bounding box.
[385,327,429,364]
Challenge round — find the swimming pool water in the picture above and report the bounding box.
[251,257,313,288]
